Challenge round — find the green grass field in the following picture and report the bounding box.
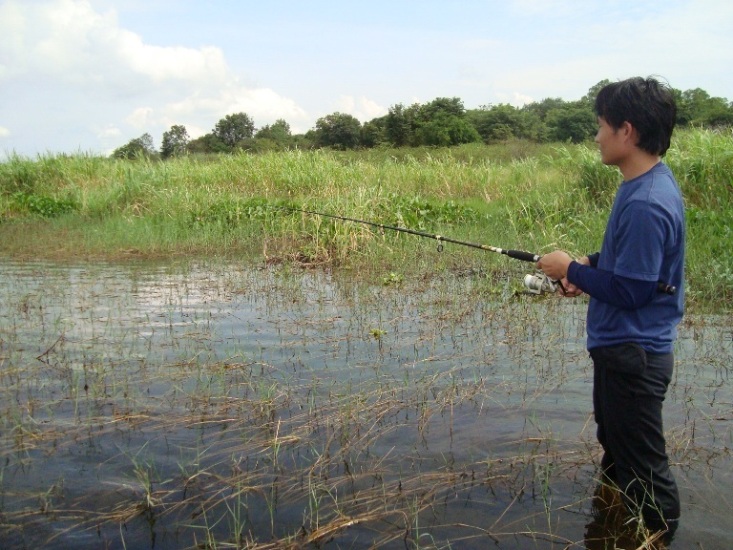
[1,129,732,306]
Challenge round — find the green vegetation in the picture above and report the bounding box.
[1,128,732,306]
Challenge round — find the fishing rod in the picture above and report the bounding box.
[278,206,676,296]
[280,206,540,261]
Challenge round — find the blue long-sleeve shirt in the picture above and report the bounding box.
[567,163,685,354]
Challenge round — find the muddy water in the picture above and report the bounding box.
[0,261,730,549]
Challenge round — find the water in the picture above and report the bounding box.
[0,260,730,548]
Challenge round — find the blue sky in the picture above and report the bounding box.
[1,0,732,157]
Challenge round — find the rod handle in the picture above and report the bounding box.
[505,249,540,262]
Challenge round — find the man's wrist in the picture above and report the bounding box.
[567,260,582,282]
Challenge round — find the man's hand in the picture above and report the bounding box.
[537,252,589,297]
[536,250,572,280]
[559,277,583,297]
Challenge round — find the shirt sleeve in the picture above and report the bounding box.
[613,200,670,281]
[567,261,657,309]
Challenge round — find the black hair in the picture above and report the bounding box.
[594,77,677,156]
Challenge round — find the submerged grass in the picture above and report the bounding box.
[3,262,727,549]
[1,131,730,548]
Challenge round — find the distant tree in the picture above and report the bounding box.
[255,119,292,144]
[673,88,692,126]
[522,97,568,122]
[187,133,229,154]
[385,103,416,147]
[412,97,480,146]
[704,100,733,126]
[160,125,189,159]
[314,112,362,149]
[677,88,710,126]
[109,79,732,159]
[677,88,733,127]
[522,98,588,143]
[419,97,465,119]
[112,133,156,159]
[468,104,538,142]
[303,129,318,145]
[290,133,316,149]
[545,102,597,143]
[213,113,255,149]
[415,112,481,146]
[581,79,613,108]
[360,116,387,148]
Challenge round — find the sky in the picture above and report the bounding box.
[1,0,732,158]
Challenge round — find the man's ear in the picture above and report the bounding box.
[621,121,638,143]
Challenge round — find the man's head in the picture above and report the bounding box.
[594,77,677,156]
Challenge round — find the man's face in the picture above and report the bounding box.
[594,116,626,167]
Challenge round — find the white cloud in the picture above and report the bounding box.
[95,125,121,139]
[0,0,229,86]
[0,0,311,154]
[0,126,10,138]
[160,86,310,132]
[494,91,535,107]
[217,88,309,122]
[334,96,388,122]
[126,107,155,129]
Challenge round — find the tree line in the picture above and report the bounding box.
[112,80,733,159]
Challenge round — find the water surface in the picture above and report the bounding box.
[0,261,730,548]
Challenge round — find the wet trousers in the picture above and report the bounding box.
[590,343,680,536]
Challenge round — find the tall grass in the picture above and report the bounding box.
[1,129,731,305]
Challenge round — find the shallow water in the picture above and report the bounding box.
[0,260,730,548]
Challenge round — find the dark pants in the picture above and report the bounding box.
[590,343,680,536]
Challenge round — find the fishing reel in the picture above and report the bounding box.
[523,272,559,295]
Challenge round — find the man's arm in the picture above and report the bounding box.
[567,262,657,309]
[536,250,658,308]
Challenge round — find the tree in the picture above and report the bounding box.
[255,119,292,143]
[360,116,387,148]
[314,112,362,149]
[522,97,568,121]
[415,113,481,146]
[704,100,733,126]
[677,88,733,127]
[468,104,537,142]
[161,125,189,158]
[545,102,597,143]
[581,79,613,108]
[418,97,466,120]
[412,97,480,147]
[385,103,416,147]
[187,133,228,154]
[213,113,255,149]
[112,133,156,159]
[384,98,482,147]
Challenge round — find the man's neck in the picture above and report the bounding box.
[619,152,661,181]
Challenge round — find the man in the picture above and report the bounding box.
[537,77,684,543]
